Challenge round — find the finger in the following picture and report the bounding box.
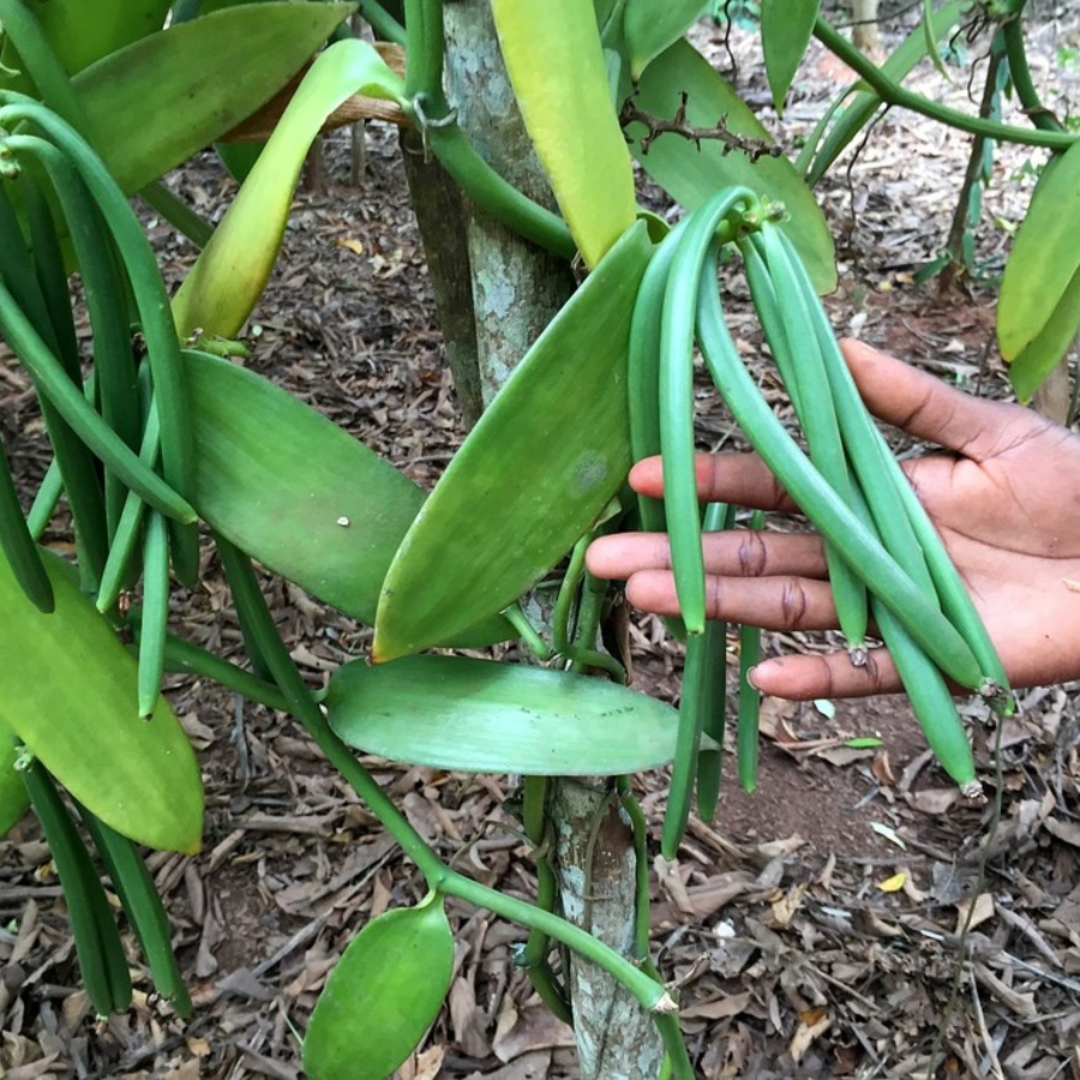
[586,529,827,581]
[625,569,839,630]
[840,339,1040,461]
[749,648,903,699]
[628,453,801,511]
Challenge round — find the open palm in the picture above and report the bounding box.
[587,341,1080,699]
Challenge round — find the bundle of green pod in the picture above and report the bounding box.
[0,95,201,1014]
[630,188,1012,856]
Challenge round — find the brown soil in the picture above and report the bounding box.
[4,8,1080,1080]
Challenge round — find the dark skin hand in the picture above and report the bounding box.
[587,340,1080,700]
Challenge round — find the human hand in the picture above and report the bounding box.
[587,340,1080,699]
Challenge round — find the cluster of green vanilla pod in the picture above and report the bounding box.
[23,753,191,1016]
[629,189,1013,854]
[0,95,199,1015]
[0,93,197,719]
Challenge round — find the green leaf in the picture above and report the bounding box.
[492,0,637,268]
[1007,262,1080,402]
[761,0,820,114]
[71,2,355,195]
[629,39,836,293]
[622,0,706,82]
[374,221,654,661]
[215,140,264,184]
[0,550,203,853]
[184,350,510,646]
[172,37,404,338]
[0,0,172,88]
[0,720,29,837]
[304,898,454,1080]
[921,0,953,83]
[804,0,967,185]
[327,654,681,774]
[999,139,1080,361]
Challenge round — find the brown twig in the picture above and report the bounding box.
[619,92,782,161]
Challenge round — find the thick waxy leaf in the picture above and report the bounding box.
[184,350,510,645]
[0,0,171,90]
[1007,263,1080,401]
[803,0,967,185]
[71,3,354,195]
[374,221,653,661]
[999,140,1080,362]
[623,0,706,81]
[0,720,29,838]
[172,37,404,338]
[304,898,454,1080]
[327,655,681,774]
[0,551,203,853]
[492,0,636,268]
[629,40,835,293]
[761,0,820,113]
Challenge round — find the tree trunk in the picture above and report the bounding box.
[1031,357,1072,425]
[442,0,575,401]
[399,127,484,426]
[852,0,882,57]
[440,4,665,1076]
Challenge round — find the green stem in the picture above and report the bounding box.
[160,633,292,714]
[617,776,652,964]
[553,536,588,655]
[813,18,1075,150]
[518,775,570,1021]
[0,273,195,523]
[27,459,61,540]
[425,123,575,257]
[524,955,573,1025]
[655,1014,695,1080]
[0,114,196,519]
[358,0,407,45]
[138,182,214,249]
[214,534,674,1015]
[1001,8,1065,133]
[400,0,575,257]
[566,571,626,682]
[504,604,552,661]
[403,0,445,103]
[0,0,92,134]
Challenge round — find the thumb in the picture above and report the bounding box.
[840,339,1024,461]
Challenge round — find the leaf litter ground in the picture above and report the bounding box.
[4,10,1080,1078]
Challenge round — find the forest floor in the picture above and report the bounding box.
[4,8,1080,1079]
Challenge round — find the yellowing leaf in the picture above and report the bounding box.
[877,871,907,893]
[492,0,636,267]
[1006,261,1080,402]
[999,139,1080,361]
[172,37,404,338]
[0,551,203,853]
